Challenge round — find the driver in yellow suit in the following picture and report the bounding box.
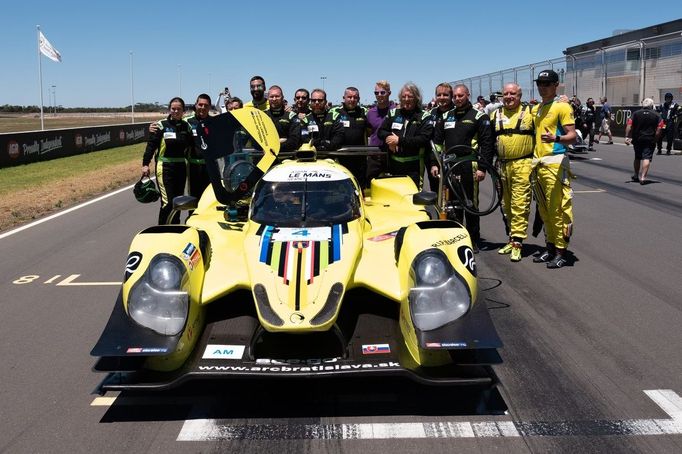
[491,83,534,262]
[531,70,577,269]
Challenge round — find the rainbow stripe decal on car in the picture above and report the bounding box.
[257,224,347,285]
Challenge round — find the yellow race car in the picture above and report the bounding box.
[91,108,501,392]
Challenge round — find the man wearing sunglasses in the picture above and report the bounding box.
[531,69,577,269]
[307,89,344,152]
[245,75,269,111]
[367,80,394,181]
[293,89,312,144]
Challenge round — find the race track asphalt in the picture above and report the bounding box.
[0,143,681,453]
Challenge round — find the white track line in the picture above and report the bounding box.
[0,182,137,241]
[177,389,682,441]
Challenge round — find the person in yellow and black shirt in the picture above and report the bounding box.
[531,70,577,269]
[491,83,534,262]
[265,85,301,152]
[379,82,434,190]
[430,84,494,252]
[244,75,269,111]
[142,97,194,225]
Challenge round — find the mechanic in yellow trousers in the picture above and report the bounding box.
[490,83,534,262]
[531,70,577,269]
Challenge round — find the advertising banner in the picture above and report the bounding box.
[0,123,150,168]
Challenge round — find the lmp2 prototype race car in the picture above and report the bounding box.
[91,108,502,392]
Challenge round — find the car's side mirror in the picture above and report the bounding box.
[412,191,437,206]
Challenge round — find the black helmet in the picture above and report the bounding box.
[133,177,159,203]
[664,92,673,100]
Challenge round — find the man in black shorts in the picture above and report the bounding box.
[625,98,662,185]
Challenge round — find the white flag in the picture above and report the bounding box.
[39,31,62,63]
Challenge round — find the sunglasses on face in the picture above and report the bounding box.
[536,81,553,87]
[295,96,308,100]
[251,84,264,90]
[311,99,326,103]
[374,91,387,95]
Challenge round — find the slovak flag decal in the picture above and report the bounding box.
[362,344,391,355]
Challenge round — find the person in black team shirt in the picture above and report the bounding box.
[305,89,344,153]
[142,97,194,224]
[430,84,494,252]
[330,87,370,187]
[378,82,434,189]
[625,98,662,184]
[265,85,301,152]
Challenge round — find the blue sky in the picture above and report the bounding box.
[1,1,680,107]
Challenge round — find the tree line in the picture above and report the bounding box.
[0,103,166,113]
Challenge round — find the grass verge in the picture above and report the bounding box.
[0,143,145,232]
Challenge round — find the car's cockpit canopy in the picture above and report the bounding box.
[251,165,361,227]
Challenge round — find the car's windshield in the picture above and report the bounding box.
[251,170,361,227]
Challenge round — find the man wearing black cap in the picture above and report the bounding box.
[656,93,680,155]
[531,69,576,269]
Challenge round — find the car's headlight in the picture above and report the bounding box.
[128,254,189,336]
[409,249,471,331]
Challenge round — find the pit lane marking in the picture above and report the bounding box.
[12,274,120,286]
[573,189,606,193]
[177,389,682,441]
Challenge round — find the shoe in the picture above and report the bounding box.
[608,141,614,144]
[631,175,639,182]
[510,242,522,262]
[546,254,567,269]
[588,147,595,151]
[640,179,647,185]
[533,250,554,263]
[498,242,513,254]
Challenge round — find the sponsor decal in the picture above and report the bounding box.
[362,344,391,355]
[202,344,245,360]
[432,233,467,248]
[198,360,401,373]
[7,140,20,159]
[425,342,442,348]
[126,347,168,354]
[441,342,467,348]
[264,165,348,182]
[188,247,201,271]
[457,246,477,276]
[182,243,197,260]
[124,251,143,282]
[368,230,398,242]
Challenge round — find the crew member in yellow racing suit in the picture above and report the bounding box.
[142,97,194,225]
[531,70,576,269]
[491,83,534,262]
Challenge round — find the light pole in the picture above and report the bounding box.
[177,64,182,97]
[320,76,327,91]
[129,51,135,123]
[51,85,56,115]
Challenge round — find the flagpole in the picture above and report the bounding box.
[37,25,45,131]
[129,51,135,124]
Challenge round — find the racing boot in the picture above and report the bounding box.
[498,241,514,255]
[510,241,523,262]
[547,248,568,269]
[533,242,555,263]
